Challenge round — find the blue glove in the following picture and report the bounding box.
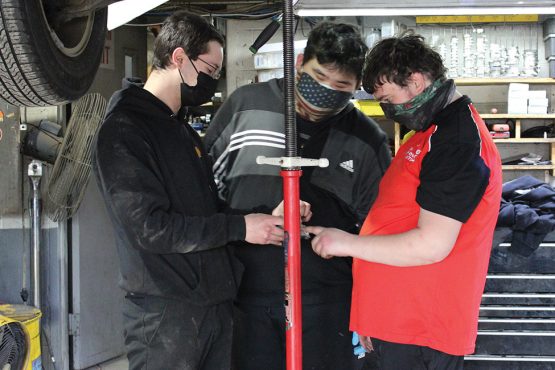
[352,332,366,359]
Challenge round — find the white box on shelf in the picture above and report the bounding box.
[527,105,548,114]
[528,90,547,100]
[257,69,284,82]
[253,40,307,70]
[508,89,529,103]
[508,98,528,114]
[507,83,530,114]
[253,52,284,70]
[528,98,549,107]
[508,83,529,93]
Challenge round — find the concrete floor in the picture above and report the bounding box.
[84,356,128,370]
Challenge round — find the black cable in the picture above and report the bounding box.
[249,14,282,54]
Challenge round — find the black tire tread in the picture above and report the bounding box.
[0,0,106,107]
[0,2,56,105]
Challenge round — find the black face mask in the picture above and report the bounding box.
[179,70,218,107]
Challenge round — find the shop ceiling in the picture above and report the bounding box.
[295,0,554,8]
[119,0,555,27]
[295,0,555,16]
[149,1,555,19]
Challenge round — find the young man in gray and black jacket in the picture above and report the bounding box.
[204,22,391,370]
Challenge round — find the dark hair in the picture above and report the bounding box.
[152,11,224,70]
[362,32,447,94]
[303,22,368,81]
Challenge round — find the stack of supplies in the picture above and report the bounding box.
[490,122,510,139]
[528,90,548,114]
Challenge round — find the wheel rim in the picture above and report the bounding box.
[40,1,96,58]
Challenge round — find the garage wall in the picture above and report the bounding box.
[0,24,147,370]
[225,16,415,96]
[225,18,311,95]
[90,26,149,101]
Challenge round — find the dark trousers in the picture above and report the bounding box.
[232,300,366,370]
[362,338,464,370]
[122,295,233,370]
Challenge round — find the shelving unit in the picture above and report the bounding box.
[483,114,555,176]
[392,114,555,176]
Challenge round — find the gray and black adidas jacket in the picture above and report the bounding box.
[204,78,391,305]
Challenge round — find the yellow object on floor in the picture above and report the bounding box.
[0,304,42,370]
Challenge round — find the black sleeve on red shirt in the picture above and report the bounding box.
[416,141,490,223]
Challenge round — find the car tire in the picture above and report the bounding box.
[0,0,107,106]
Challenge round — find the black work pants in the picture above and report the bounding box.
[122,295,233,370]
[232,300,366,370]
[362,338,464,370]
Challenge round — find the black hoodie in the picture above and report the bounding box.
[93,79,246,305]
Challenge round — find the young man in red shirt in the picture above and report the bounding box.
[308,33,502,369]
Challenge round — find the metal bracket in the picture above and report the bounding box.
[27,160,43,178]
[69,313,80,336]
[256,156,329,169]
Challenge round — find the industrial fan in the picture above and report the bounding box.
[0,304,42,370]
[22,93,108,221]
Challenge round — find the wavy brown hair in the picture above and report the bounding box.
[362,32,446,94]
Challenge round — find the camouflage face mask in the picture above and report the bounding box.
[380,79,456,131]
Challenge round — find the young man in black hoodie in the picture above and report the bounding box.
[93,12,307,370]
[204,22,391,370]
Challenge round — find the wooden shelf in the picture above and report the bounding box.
[361,111,554,120]
[455,78,555,85]
[494,138,555,143]
[481,114,555,119]
[502,165,555,171]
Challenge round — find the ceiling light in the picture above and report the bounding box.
[107,0,169,30]
[296,7,555,17]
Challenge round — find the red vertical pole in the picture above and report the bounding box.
[282,169,302,370]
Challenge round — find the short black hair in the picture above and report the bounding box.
[152,11,224,70]
[362,32,447,94]
[303,22,368,81]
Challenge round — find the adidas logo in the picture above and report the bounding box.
[339,159,354,173]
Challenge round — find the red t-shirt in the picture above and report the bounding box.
[351,97,502,355]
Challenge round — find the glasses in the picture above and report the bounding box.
[188,55,221,80]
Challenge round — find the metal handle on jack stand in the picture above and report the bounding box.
[256,156,329,169]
